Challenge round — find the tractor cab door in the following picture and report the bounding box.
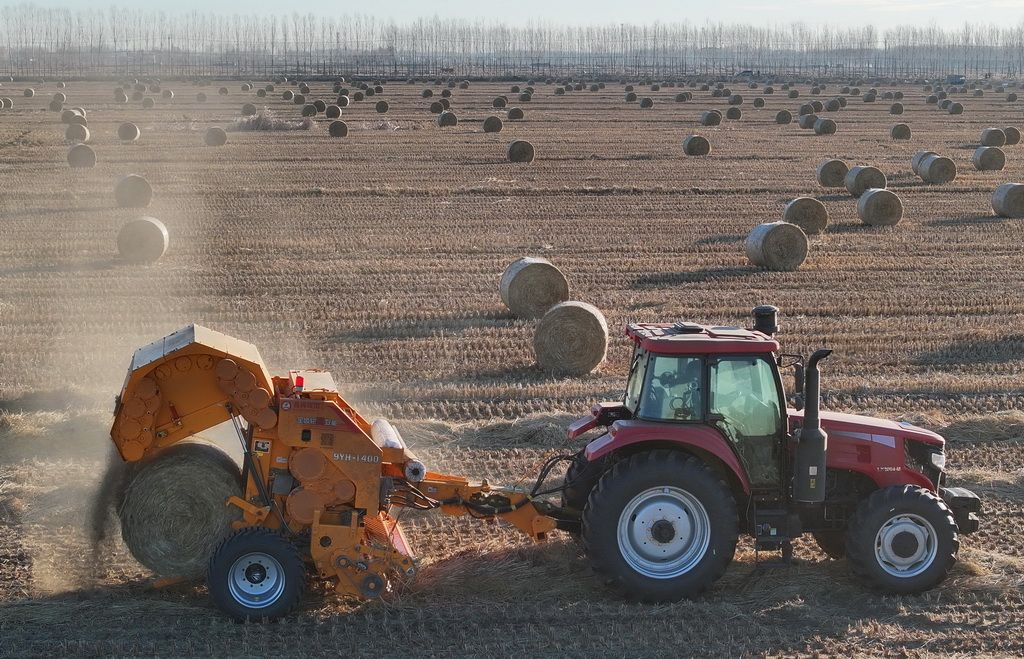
[708,356,785,488]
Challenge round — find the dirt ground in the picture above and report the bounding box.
[1,78,1023,656]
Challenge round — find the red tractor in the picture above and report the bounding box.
[559,305,980,600]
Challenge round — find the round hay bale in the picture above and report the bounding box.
[764,86,774,94]
[682,135,711,156]
[493,96,507,108]
[507,140,535,163]
[429,101,444,114]
[60,108,79,123]
[753,97,765,108]
[1,97,13,109]
[744,222,808,272]
[64,123,90,143]
[325,104,342,119]
[291,93,306,106]
[918,154,957,184]
[845,166,886,197]
[776,109,793,124]
[142,97,155,110]
[533,301,608,376]
[519,92,532,102]
[301,104,317,117]
[782,197,829,234]
[67,144,96,168]
[328,120,348,138]
[973,146,1005,171]
[948,102,964,115]
[788,89,799,99]
[438,110,458,127]
[890,124,911,140]
[725,107,741,120]
[218,87,228,96]
[798,114,818,129]
[48,99,63,112]
[337,95,350,107]
[23,88,34,97]
[555,87,566,96]
[857,189,903,226]
[500,257,569,318]
[1008,93,1018,102]
[863,93,877,103]
[282,90,294,101]
[639,97,654,109]
[728,94,743,105]
[204,127,227,147]
[483,116,504,133]
[312,100,327,113]
[508,107,525,120]
[911,150,937,175]
[196,92,207,103]
[894,91,904,100]
[162,89,174,99]
[837,96,848,108]
[700,110,722,126]
[811,100,824,112]
[439,98,451,110]
[1003,127,1021,145]
[980,128,1006,146]
[241,103,257,116]
[115,175,153,208]
[890,102,904,115]
[992,183,1024,217]
[798,103,814,116]
[375,100,389,113]
[422,89,434,98]
[119,442,241,577]
[851,87,861,95]
[813,118,836,135]
[926,94,938,105]
[816,159,848,187]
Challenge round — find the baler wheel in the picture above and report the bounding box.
[208,527,306,621]
[582,450,737,602]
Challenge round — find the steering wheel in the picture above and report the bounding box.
[670,396,694,419]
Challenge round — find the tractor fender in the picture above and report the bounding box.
[584,420,751,495]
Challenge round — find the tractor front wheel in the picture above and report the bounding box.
[582,450,737,602]
[845,485,959,594]
[208,527,306,621]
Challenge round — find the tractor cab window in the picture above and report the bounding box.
[710,357,783,485]
[624,347,648,413]
[637,355,703,422]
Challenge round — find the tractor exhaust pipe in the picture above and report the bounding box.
[794,348,832,504]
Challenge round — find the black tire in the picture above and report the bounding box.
[561,451,608,512]
[208,527,306,621]
[812,530,846,559]
[846,485,958,594]
[582,450,738,602]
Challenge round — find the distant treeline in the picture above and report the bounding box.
[1,6,1022,80]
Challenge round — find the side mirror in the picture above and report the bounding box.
[793,364,805,411]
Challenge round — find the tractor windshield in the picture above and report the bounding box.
[635,354,704,422]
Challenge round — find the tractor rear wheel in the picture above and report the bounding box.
[846,485,959,594]
[119,441,242,578]
[208,527,306,621]
[812,530,846,559]
[582,450,737,602]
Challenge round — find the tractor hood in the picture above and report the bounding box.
[788,409,944,448]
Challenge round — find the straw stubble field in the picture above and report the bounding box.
[1,78,1023,656]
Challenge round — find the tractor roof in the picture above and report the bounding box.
[626,322,779,355]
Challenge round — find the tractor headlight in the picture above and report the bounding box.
[930,451,946,471]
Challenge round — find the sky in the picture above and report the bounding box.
[29,0,1024,30]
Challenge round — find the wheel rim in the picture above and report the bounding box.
[228,551,286,609]
[616,486,711,579]
[874,513,938,578]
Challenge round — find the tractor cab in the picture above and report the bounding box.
[622,320,787,487]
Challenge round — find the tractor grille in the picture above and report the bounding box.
[904,439,943,487]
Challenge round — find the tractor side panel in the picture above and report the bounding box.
[584,420,751,495]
